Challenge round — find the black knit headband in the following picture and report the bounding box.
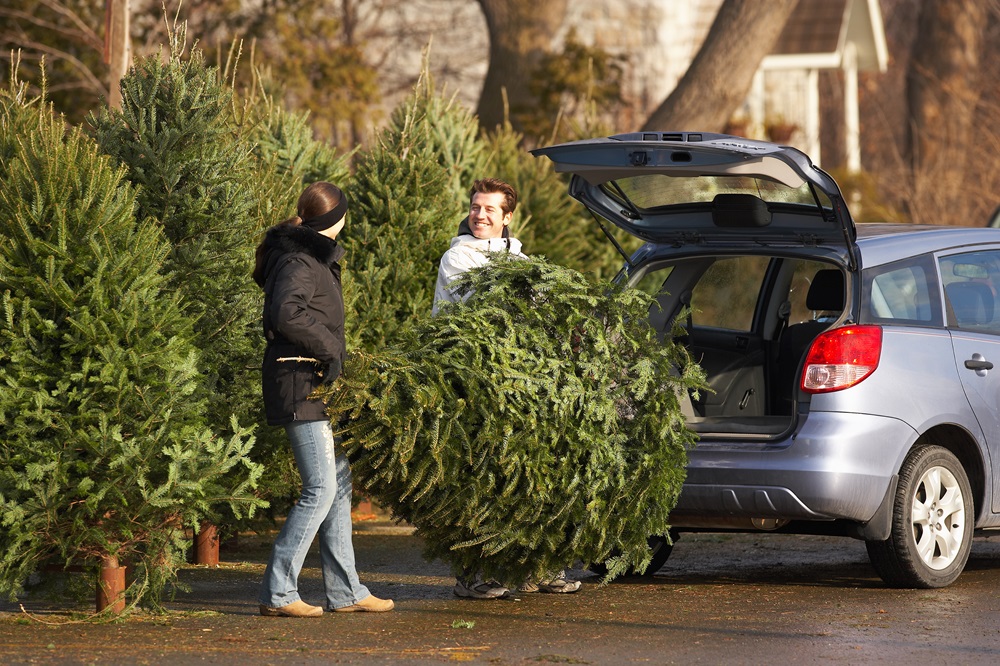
[302,193,349,232]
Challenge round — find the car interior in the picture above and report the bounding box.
[635,255,845,439]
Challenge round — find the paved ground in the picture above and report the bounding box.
[3,519,1000,664]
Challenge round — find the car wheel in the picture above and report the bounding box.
[865,445,973,588]
[588,533,675,577]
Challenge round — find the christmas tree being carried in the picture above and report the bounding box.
[317,254,705,585]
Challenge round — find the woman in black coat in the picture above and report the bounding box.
[252,182,393,617]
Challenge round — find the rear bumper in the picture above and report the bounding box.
[672,411,917,524]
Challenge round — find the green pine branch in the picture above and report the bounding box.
[317,255,705,585]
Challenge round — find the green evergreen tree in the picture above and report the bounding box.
[89,34,260,459]
[345,64,489,351]
[242,86,351,196]
[318,256,705,584]
[0,81,263,611]
[91,28,359,528]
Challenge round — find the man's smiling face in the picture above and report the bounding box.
[468,191,511,240]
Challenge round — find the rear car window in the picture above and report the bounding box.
[607,174,834,210]
[861,255,940,326]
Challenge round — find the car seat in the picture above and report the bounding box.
[773,269,844,413]
[946,282,994,326]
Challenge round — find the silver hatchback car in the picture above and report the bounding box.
[535,132,1000,588]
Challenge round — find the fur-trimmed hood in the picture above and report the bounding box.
[255,223,346,288]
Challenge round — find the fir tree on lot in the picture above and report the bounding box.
[89,32,261,455]
[0,80,263,610]
[345,66,489,351]
[89,30,352,526]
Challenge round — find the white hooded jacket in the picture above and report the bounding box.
[431,234,526,316]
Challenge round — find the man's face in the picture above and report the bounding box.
[468,191,511,240]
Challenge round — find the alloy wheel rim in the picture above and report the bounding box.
[910,465,966,570]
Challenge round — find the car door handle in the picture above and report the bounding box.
[965,359,994,371]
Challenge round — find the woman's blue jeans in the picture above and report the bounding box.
[258,420,371,610]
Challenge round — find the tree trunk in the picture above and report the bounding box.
[905,0,987,224]
[105,0,131,110]
[642,0,799,132]
[194,521,220,566]
[97,554,126,614]
[474,0,568,132]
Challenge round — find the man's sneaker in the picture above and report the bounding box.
[453,575,510,599]
[518,572,581,594]
[517,580,540,593]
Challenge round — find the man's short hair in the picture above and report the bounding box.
[470,178,518,216]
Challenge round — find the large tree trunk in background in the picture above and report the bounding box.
[105,0,131,110]
[906,0,986,225]
[642,0,799,132]
[474,0,568,132]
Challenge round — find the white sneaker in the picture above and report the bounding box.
[453,574,510,599]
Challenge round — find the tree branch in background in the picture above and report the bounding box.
[642,0,799,132]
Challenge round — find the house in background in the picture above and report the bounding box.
[380,0,888,172]
[754,0,888,170]
[565,0,887,171]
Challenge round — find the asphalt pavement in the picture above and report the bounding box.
[4,519,1000,664]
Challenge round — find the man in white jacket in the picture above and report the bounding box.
[431,177,526,316]
[432,178,582,599]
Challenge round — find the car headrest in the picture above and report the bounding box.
[806,269,845,311]
[711,194,771,228]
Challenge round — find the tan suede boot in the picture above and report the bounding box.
[333,594,394,612]
[259,600,324,617]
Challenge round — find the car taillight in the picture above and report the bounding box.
[801,325,882,394]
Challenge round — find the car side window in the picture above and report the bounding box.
[939,250,1000,333]
[862,255,940,326]
[632,266,674,297]
[690,256,769,332]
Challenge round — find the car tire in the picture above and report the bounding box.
[588,533,675,577]
[865,445,973,588]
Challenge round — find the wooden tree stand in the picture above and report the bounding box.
[194,522,220,566]
[97,555,126,614]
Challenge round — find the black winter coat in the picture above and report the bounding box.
[255,223,347,425]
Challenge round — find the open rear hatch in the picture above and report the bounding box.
[532,132,857,268]
[532,133,860,439]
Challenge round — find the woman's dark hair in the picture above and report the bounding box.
[252,182,345,286]
[297,182,344,221]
